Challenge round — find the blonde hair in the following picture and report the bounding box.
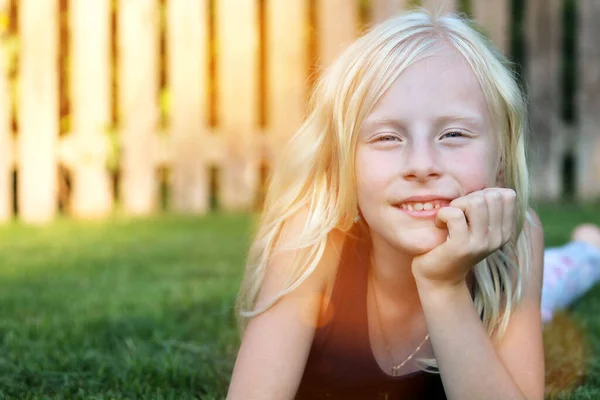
[236,8,532,370]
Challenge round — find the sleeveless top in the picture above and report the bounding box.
[295,230,447,400]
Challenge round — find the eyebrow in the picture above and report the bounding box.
[361,115,485,131]
[361,118,404,131]
[435,115,485,127]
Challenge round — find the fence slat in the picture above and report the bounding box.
[18,0,58,223]
[372,0,410,24]
[525,0,564,201]
[69,0,112,218]
[217,0,259,211]
[420,0,457,14]
[472,0,510,54]
[6,0,600,222]
[167,0,209,213]
[576,0,600,200]
[118,0,159,215]
[318,0,359,67]
[0,0,11,220]
[267,0,308,160]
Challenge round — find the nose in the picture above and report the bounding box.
[402,140,442,182]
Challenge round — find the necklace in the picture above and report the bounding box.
[369,270,430,377]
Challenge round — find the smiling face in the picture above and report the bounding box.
[355,45,501,255]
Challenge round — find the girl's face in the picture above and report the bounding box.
[355,45,501,255]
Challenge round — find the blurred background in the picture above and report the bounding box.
[0,0,598,398]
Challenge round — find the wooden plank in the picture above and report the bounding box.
[154,129,232,167]
[525,0,564,201]
[576,0,600,200]
[18,0,58,223]
[0,0,11,221]
[318,0,359,67]
[420,0,457,15]
[118,0,159,215]
[471,0,510,54]
[372,0,411,24]
[69,0,112,218]
[167,0,209,213]
[266,0,308,162]
[217,0,260,211]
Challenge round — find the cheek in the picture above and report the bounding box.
[355,150,394,200]
[355,151,393,195]
[448,150,498,191]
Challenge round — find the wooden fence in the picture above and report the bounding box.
[0,0,598,224]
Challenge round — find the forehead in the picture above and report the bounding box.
[364,45,490,126]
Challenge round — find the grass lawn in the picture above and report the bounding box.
[0,203,598,399]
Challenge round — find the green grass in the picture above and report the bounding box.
[0,213,253,399]
[0,204,598,399]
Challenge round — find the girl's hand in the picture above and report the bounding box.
[411,188,517,291]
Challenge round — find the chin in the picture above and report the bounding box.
[393,227,448,255]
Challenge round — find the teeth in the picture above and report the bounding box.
[398,201,442,211]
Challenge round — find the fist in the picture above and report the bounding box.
[411,188,517,288]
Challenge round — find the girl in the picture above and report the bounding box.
[227,9,599,400]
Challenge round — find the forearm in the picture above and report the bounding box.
[416,281,527,400]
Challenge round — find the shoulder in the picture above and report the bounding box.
[229,209,347,399]
[257,206,347,310]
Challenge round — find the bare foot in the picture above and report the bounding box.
[571,224,600,249]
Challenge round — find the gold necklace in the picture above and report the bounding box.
[370,270,430,377]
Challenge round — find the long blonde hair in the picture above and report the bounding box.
[236,9,532,359]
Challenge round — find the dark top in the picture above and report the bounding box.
[295,231,447,400]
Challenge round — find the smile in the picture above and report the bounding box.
[397,199,450,211]
[394,199,451,219]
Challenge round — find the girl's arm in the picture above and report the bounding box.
[227,211,344,400]
[415,208,545,400]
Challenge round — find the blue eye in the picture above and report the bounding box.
[377,135,400,142]
[442,131,465,139]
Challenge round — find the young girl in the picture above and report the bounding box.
[227,9,600,400]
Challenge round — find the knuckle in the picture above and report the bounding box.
[448,208,463,219]
[487,191,502,202]
[450,198,464,208]
[471,196,486,208]
[438,207,451,218]
[503,189,517,201]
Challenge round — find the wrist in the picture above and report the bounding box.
[414,275,469,299]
